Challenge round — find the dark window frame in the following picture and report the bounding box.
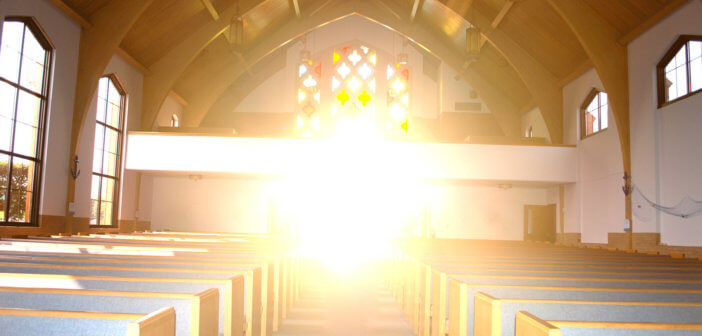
[657,35,702,108]
[0,17,54,227]
[90,74,126,228]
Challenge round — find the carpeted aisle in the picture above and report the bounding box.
[275,261,415,336]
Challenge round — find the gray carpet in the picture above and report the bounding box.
[275,261,415,336]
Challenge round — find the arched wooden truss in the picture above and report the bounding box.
[54,0,690,238]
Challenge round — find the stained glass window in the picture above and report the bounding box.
[386,63,410,134]
[295,42,411,138]
[0,18,52,225]
[331,44,377,136]
[297,59,321,137]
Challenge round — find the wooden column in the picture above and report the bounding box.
[546,0,632,249]
[65,0,155,233]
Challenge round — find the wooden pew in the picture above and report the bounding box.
[515,311,702,336]
[465,292,702,336]
[0,241,269,335]
[388,242,702,336]
[449,281,702,336]
[0,287,217,336]
[0,270,247,336]
[0,306,175,336]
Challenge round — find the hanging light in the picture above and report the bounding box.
[299,35,311,62]
[397,37,409,65]
[229,16,244,53]
[465,25,481,61]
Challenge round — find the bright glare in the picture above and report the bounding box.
[280,118,427,274]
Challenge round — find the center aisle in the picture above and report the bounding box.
[275,260,416,336]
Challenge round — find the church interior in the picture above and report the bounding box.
[0,0,701,335]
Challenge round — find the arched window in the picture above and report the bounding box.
[0,17,53,226]
[90,75,125,227]
[170,114,179,127]
[580,89,608,138]
[657,35,702,107]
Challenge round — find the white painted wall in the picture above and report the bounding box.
[562,68,624,243]
[155,95,183,128]
[150,177,274,233]
[521,107,550,142]
[148,173,552,239]
[627,0,702,246]
[430,184,548,240]
[0,0,81,217]
[440,62,489,114]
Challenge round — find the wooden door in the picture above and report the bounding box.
[524,204,556,242]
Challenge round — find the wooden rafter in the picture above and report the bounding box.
[65,0,155,234]
[410,0,425,22]
[140,0,263,131]
[184,0,523,137]
[557,58,592,87]
[168,90,189,106]
[46,0,92,28]
[546,0,632,248]
[47,0,149,75]
[617,0,690,45]
[477,0,514,50]
[491,0,514,29]
[200,0,220,21]
[452,0,564,143]
[115,48,150,74]
[291,0,301,18]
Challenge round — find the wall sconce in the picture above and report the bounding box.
[70,155,80,180]
[396,52,408,65]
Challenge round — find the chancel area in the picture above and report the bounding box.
[0,0,701,335]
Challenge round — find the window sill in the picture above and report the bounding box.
[659,89,702,109]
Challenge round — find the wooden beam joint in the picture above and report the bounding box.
[200,0,220,21]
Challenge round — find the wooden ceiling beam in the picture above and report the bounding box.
[200,0,220,21]
[557,58,592,87]
[65,0,156,234]
[410,0,425,22]
[291,0,302,18]
[46,0,92,28]
[203,50,287,126]
[478,0,514,49]
[182,0,524,137]
[491,0,514,29]
[46,0,149,75]
[546,0,632,247]
[445,0,564,143]
[168,90,189,106]
[140,0,264,131]
[115,48,150,74]
[617,0,690,45]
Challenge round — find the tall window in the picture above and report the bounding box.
[657,36,702,107]
[91,76,125,227]
[0,18,52,226]
[580,89,608,138]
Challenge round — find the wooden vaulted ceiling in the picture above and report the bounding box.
[57,0,689,141]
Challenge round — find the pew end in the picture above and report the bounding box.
[515,311,561,336]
